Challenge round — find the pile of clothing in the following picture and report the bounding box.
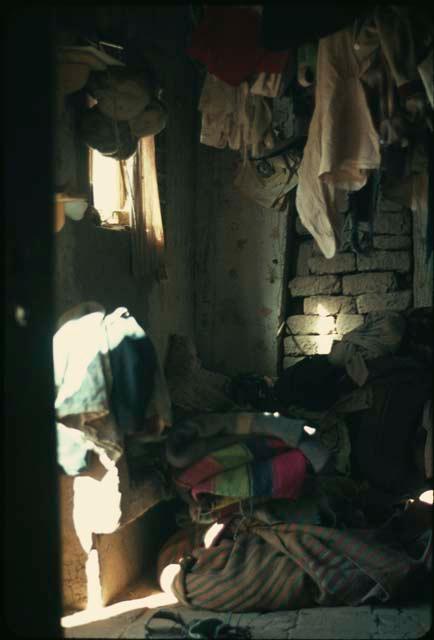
[53,302,171,474]
[53,304,432,612]
[155,308,432,612]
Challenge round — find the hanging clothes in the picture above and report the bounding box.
[187,6,290,87]
[295,28,381,258]
[198,73,274,157]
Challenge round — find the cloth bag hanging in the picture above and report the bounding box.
[234,150,300,211]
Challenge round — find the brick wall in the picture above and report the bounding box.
[283,196,413,368]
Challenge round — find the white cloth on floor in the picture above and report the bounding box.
[296,28,381,258]
[327,312,407,386]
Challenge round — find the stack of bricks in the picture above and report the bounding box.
[284,197,413,368]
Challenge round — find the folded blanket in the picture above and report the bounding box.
[174,437,307,522]
[167,412,331,473]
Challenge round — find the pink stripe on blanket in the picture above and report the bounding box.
[271,449,307,499]
[176,457,224,489]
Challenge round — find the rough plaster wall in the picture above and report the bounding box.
[145,52,197,361]
[96,518,145,606]
[195,146,287,378]
[54,220,147,325]
[54,52,198,612]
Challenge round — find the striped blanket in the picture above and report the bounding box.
[158,520,432,612]
[174,437,307,521]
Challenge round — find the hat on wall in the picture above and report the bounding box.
[129,99,168,138]
[87,68,152,121]
[79,106,138,159]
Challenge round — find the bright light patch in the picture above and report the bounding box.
[160,563,182,594]
[304,425,316,436]
[263,412,272,416]
[61,591,178,629]
[85,550,103,610]
[92,152,134,222]
[317,303,329,318]
[317,335,334,354]
[273,412,280,418]
[317,316,334,334]
[73,468,122,553]
[419,490,433,505]
[204,522,224,549]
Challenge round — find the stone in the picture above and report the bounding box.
[335,314,364,335]
[287,315,335,335]
[373,235,411,250]
[296,241,315,276]
[343,272,397,295]
[304,296,356,316]
[357,250,411,273]
[308,253,356,275]
[283,356,305,369]
[284,335,334,356]
[289,275,342,297]
[295,216,311,236]
[357,291,412,313]
[312,241,324,256]
[373,211,411,235]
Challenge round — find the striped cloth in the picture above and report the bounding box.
[158,521,431,612]
[174,437,307,522]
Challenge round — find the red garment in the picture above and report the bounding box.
[187,6,290,86]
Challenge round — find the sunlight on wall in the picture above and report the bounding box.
[85,550,103,610]
[316,335,334,354]
[316,303,329,317]
[302,303,336,354]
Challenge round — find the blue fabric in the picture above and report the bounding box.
[108,334,157,434]
[56,423,91,475]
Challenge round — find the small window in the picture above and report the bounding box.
[89,149,136,226]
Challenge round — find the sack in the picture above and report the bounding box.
[349,359,431,495]
[234,150,300,211]
[274,355,355,412]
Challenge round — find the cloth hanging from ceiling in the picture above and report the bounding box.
[130,136,167,281]
[198,73,274,158]
[295,28,381,258]
[187,6,291,87]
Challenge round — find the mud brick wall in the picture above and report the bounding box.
[284,196,413,368]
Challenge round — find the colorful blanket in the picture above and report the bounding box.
[175,436,307,521]
[158,520,432,612]
[167,412,330,473]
